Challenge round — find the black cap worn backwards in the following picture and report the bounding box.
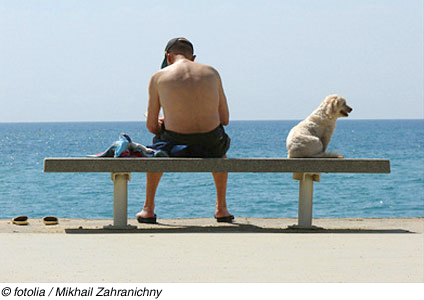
[161,37,194,69]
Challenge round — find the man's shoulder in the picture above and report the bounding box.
[151,61,220,81]
[150,68,167,83]
[194,61,218,72]
[152,68,167,77]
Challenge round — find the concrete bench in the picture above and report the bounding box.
[43,158,390,229]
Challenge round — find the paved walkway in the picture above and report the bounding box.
[0,218,422,282]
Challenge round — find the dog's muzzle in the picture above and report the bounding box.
[341,106,353,117]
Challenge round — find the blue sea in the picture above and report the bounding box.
[0,120,423,220]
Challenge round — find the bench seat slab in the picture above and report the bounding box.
[44,158,390,173]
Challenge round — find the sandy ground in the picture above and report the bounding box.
[0,218,422,283]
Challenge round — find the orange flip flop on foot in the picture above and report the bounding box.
[43,216,58,225]
[12,216,29,225]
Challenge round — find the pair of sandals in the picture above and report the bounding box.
[12,216,58,226]
[136,214,235,224]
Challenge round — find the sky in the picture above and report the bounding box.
[0,0,423,122]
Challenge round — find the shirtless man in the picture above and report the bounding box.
[136,37,234,224]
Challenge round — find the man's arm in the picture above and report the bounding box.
[217,73,229,126]
[146,74,162,135]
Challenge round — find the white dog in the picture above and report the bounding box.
[286,94,352,158]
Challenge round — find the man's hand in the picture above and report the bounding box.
[158,117,164,130]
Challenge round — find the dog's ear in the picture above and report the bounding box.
[332,97,341,112]
[324,95,339,117]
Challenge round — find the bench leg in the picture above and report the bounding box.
[293,173,321,229]
[104,172,137,230]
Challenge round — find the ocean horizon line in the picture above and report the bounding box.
[1,118,423,124]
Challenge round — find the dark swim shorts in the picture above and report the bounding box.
[149,124,230,158]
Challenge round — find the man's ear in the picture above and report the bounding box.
[166,52,172,65]
[191,55,196,62]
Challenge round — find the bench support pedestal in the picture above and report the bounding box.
[103,172,137,230]
[292,172,321,229]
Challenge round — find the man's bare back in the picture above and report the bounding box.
[147,57,229,135]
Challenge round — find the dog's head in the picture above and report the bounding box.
[322,94,352,119]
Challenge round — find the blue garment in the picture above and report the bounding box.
[87,133,168,158]
[114,133,132,157]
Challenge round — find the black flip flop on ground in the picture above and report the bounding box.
[43,216,58,225]
[12,216,29,226]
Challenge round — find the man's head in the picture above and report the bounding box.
[161,37,195,68]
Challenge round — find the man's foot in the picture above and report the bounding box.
[214,214,234,223]
[136,210,157,224]
[214,208,234,223]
